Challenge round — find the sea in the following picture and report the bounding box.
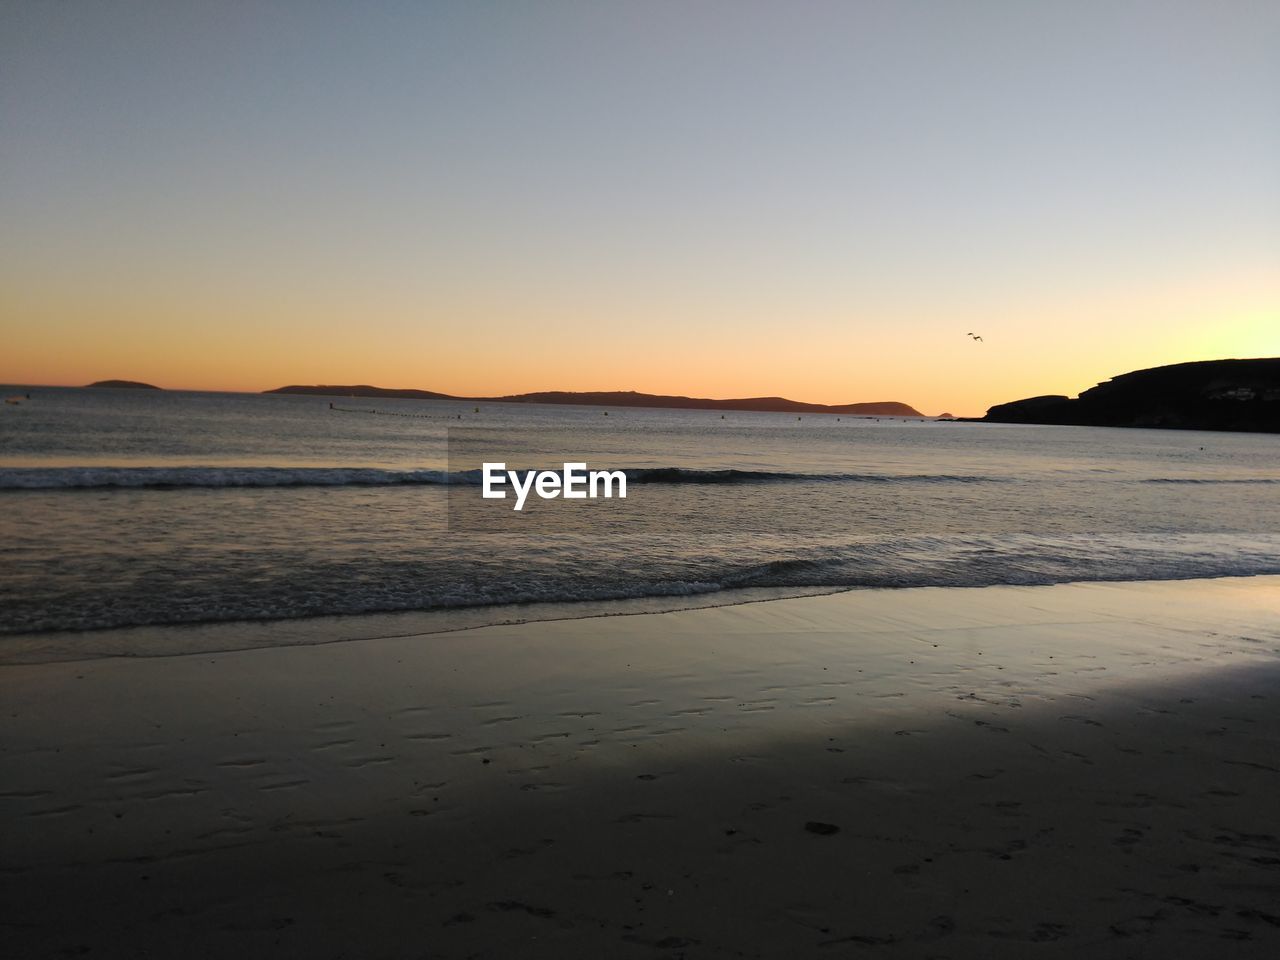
[2,386,1278,661]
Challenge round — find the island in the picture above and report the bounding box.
[85,379,161,390]
[266,385,924,417]
[980,358,1280,433]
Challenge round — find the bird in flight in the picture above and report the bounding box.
[967,332,984,342]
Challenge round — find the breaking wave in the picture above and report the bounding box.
[0,465,1008,490]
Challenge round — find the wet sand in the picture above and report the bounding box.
[3,577,1280,958]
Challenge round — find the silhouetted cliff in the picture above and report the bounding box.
[982,359,1280,433]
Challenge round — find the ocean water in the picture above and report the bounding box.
[2,386,1278,656]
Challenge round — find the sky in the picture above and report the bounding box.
[1,1,1277,415]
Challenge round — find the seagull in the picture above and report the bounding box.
[967,332,984,342]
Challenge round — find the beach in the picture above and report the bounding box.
[4,576,1279,958]
[8,3,1280,957]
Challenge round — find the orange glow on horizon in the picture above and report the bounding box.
[3,263,1275,418]
[4,2,1277,419]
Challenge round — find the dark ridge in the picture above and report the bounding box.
[980,358,1280,433]
[85,379,161,390]
[266,384,453,401]
[266,385,924,417]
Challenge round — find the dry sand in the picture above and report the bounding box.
[3,576,1280,958]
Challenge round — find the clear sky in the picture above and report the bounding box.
[2,1,1277,415]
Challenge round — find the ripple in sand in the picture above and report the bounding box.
[615,812,676,823]
[137,786,207,800]
[260,779,310,791]
[104,766,157,781]
[344,756,395,767]
[25,804,82,817]
[314,719,355,732]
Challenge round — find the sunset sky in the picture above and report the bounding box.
[2,1,1277,416]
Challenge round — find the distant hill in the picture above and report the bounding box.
[981,359,1280,433]
[86,379,161,390]
[267,384,452,401]
[266,384,924,417]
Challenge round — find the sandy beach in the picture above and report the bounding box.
[3,576,1280,958]
[9,4,1279,957]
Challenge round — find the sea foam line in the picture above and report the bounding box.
[0,465,1007,490]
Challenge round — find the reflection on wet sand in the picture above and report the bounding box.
[3,577,1280,957]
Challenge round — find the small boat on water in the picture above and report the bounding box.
[4,396,24,405]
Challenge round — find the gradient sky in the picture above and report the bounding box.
[2,1,1277,415]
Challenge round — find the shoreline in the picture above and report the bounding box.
[4,576,1280,957]
[4,571,1278,666]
